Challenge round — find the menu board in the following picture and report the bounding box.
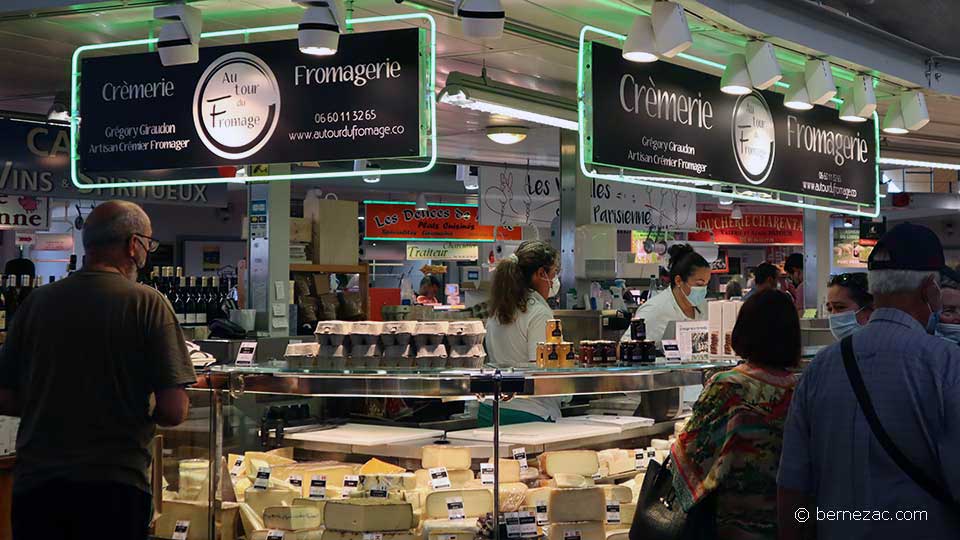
[79,29,424,173]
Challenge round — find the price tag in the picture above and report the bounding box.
[634,449,644,471]
[254,466,271,490]
[646,448,657,469]
[172,520,189,540]
[343,475,360,496]
[480,463,495,486]
[563,530,582,540]
[535,501,548,526]
[429,467,452,489]
[266,530,285,540]
[235,341,258,366]
[606,501,621,524]
[505,512,521,539]
[369,489,388,499]
[446,496,465,520]
[662,340,682,361]
[519,511,537,537]
[591,471,602,481]
[288,474,303,491]
[363,534,384,540]
[230,456,245,477]
[309,475,327,499]
[511,447,528,471]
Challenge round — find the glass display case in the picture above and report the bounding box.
[156,361,733,540]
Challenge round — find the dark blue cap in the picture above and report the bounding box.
[868,223,957,280]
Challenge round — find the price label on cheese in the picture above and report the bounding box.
[505,512,521,539]
[254,466,271,490]
[563,530,582,540]
[512,447,528,471]
[369,489,388,499]
[288,474,303,490]
[230,456,245,477]
[519,511,537,537]
[480,463,495,485]
[172,520,190,540]
[342,475,360,496]
[446,496,465,520]
[634,449,644,470]
[591,471,602,481]
[363,534,384,540]
[429,467,452,489]
[606,501,621,524]
[309,475,327,499]
[645,448,657,469]
[266,530,285,540]
[236,341,258,366]
[535,502,548,526]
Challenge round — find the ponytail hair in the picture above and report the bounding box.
[667,243,709,289]
[489,240,558,325]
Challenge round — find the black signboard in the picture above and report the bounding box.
[79,28,423,173]
[587,42,877,206]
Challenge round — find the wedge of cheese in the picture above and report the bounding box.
[546,521,605,540]
[486,459,521,483]
[361,472,417,492]
[600,485,632,504]
[155,500,238,540]
[605,502,636,530]
[264,505,322,530]
[244,452,297,480]
[323,499,415,532]
[420,518,480,540]
[239,502,264,536]
[359,457,407,475]
[414,469,475,490]
[245,487,297,517]
[538,451,599,478]
[322,532,414,540]
[421,446,472,470]
[523,487,554,509]
[550,473,595,488]
[547,488,605,523]
[597,450,634,477]
[251,529,323,540]
[293,498,327,522]
[424,488,493,519]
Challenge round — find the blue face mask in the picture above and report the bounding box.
[686,285,708,305]
[829,310,862,340]
[937,323,960,344]
[927,308,941,336]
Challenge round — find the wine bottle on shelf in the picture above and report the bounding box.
[18,275,32,305]
[184,276,198,326]
[5,275,19,323]
[208,276,223,322]
[174,276,187,325]
[197,276,209,327]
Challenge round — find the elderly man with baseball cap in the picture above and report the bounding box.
[777,223,960,540]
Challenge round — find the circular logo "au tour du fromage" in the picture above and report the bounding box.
[731,92,775,185]
[193,52,281,160]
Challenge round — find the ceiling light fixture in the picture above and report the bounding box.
[804,59,837,105]
[454,0,505,39]
[354,159,381,183]
[622,15,658,63]
[651,1,692,58]
[900,90,930,131]
[47,91,69,122]
[294,0,345,56]
[881,98,909,135]
[464,174,479,190]
[720,53,752,95]
[783,73,813,110]
[838,88,868,123]
[437,71,578,130]
[853,74,877,117]
[415,193,429,211]
[745,41,782,90]
[486,125,528,145]
[730,206,743,219]
[844,218,854,228]
[154,3,202,66]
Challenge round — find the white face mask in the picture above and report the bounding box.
[549,276,561,298]
[937,322,960,344]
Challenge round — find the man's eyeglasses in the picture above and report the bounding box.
[132,233,161,253]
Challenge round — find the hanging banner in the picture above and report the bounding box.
[689,212,803,245]
[479,167,560,228]
[365,204,522,242]
[406,243,479,261]
[0,119,228,206]
[0,196,48,231]
[34,233,75,251]
[590,179,696,230]
[79,28,424,173]
[833,227,868,268]
[585,41,877,206]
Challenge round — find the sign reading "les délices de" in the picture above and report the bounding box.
[365,204,522,242]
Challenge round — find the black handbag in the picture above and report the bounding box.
[629,456,717,540]
[840,336,960,512]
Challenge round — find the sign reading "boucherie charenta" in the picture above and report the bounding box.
[586,42,877,206]
[79,28,423,173]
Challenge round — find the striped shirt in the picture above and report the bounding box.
[778,308,960,539]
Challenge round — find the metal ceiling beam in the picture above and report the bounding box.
[691,0,960,95]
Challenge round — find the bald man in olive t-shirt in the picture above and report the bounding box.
[0,201,196,540]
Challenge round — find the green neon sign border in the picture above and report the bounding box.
[577,25,881,219]
[70,13,438,189]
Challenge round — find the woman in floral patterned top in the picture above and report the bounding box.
[671,289,801,540]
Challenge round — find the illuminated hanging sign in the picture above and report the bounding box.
[406,242,479,261]
[577,26,880,218]
[364,203,522,242]
[688,212,803,245]
[70,14,437,189]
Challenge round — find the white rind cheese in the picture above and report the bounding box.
[421,446,472,470]
[424,488,493,519]
[547,488,605,523]
[546,521,605,540]
[263,505,323,530]
[538,451,599,478]
[323,499,415,532]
